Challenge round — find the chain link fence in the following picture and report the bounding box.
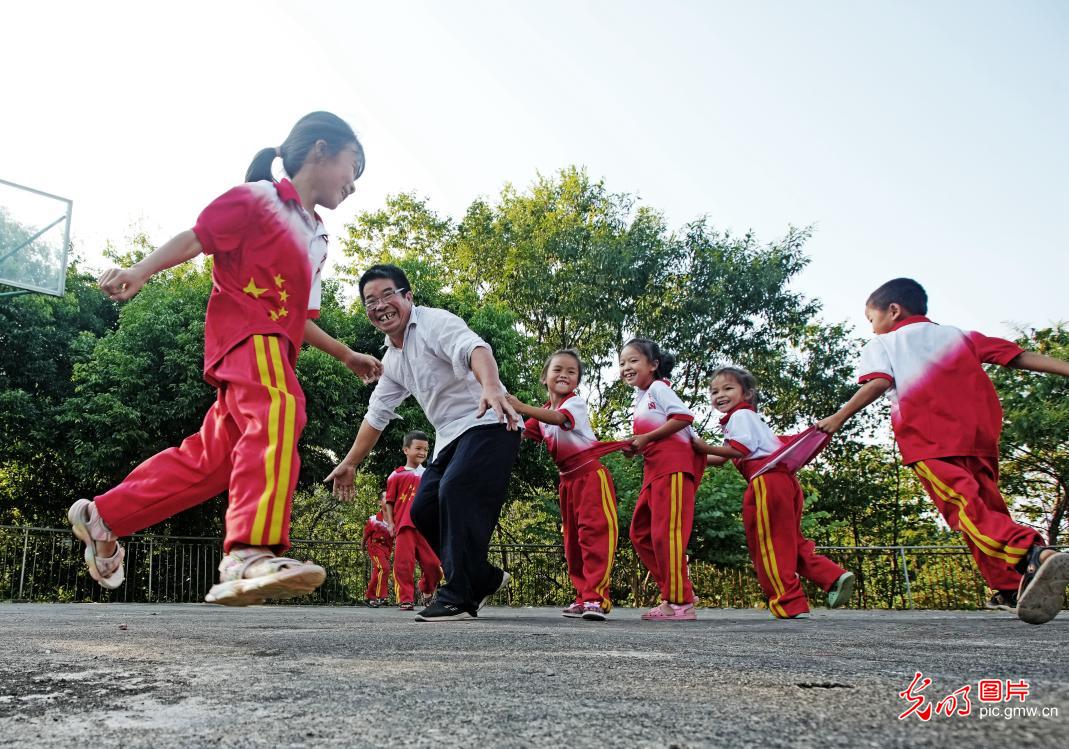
[1,525,1057,610]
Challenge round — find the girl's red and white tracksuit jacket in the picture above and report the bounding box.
[629,380,704,605]
[93,179,328,554]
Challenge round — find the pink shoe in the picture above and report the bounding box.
[205,547,326,606]
[642,603,697,621]
[67,499,125,590]
[581,602,608,621]
[562,602,585,618]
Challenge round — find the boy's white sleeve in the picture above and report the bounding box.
[857,339,894,385]
[651,381,694,422]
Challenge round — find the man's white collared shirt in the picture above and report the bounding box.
[365,305,502,459]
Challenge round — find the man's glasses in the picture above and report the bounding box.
[363,287,408,308]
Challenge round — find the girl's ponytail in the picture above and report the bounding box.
[658,351,677,380]
[244,112,364,184]
[245,147,279,183]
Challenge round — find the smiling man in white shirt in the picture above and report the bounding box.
[326,264,521,621]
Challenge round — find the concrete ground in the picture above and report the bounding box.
[0,604,1066,748]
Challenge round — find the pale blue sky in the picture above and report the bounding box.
[3,1,1066,338]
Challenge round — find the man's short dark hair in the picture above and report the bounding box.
[867,278,928,316]
[358,264,411,302]
[403,430,430,448]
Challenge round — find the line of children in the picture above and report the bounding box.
[363,495,393,607]
[68,131,1069,631]
[384,431,443,611]
[507,349,620,621]
[69,111,383,606]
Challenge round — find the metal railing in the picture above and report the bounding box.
[1,525,1058,610]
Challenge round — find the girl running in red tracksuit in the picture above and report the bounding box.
[507,349,619,621]
[692,367,854,619]
[68,112,382,606]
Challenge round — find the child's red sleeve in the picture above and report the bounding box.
[384,473,399,505]
[967,331,1025,366]
[523,417,543,442]
[192,184,259,255]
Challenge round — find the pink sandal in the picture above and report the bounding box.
[67,499,125,590]
[642,603,697,621]
[205,547,326,606]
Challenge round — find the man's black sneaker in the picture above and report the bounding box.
[415,600,474,622]
[478,570,511,611]
[1017,546,1069,625]
[984,589,1018,612]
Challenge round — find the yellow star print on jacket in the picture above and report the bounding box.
[191,178,328,388]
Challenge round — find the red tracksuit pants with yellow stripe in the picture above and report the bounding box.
[94,334,306,554]
[629,471,695,605]
[365,543,392,599]
[393,528,442,603]
[560,463,619,610]
[743,471,846,618]
[912,457,1042,591]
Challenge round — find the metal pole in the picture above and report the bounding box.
[148,537,154,602]
[899,546,914,609]
[18,528,30,599]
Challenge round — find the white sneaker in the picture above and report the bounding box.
[477,570,511,611]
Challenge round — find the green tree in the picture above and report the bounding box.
[0,254,117,524]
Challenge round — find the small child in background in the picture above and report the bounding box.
[621,338,703,621]
[385,431,442,611]
[363,496,392,607]
[507,349,619,621]
[693,367,854,619]
[817,277,1069,625]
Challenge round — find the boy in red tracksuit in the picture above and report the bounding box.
[818,277,1069,625]
[385,431,442,611]
[363,504,393,606]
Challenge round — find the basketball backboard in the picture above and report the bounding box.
[0,178,73,297]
